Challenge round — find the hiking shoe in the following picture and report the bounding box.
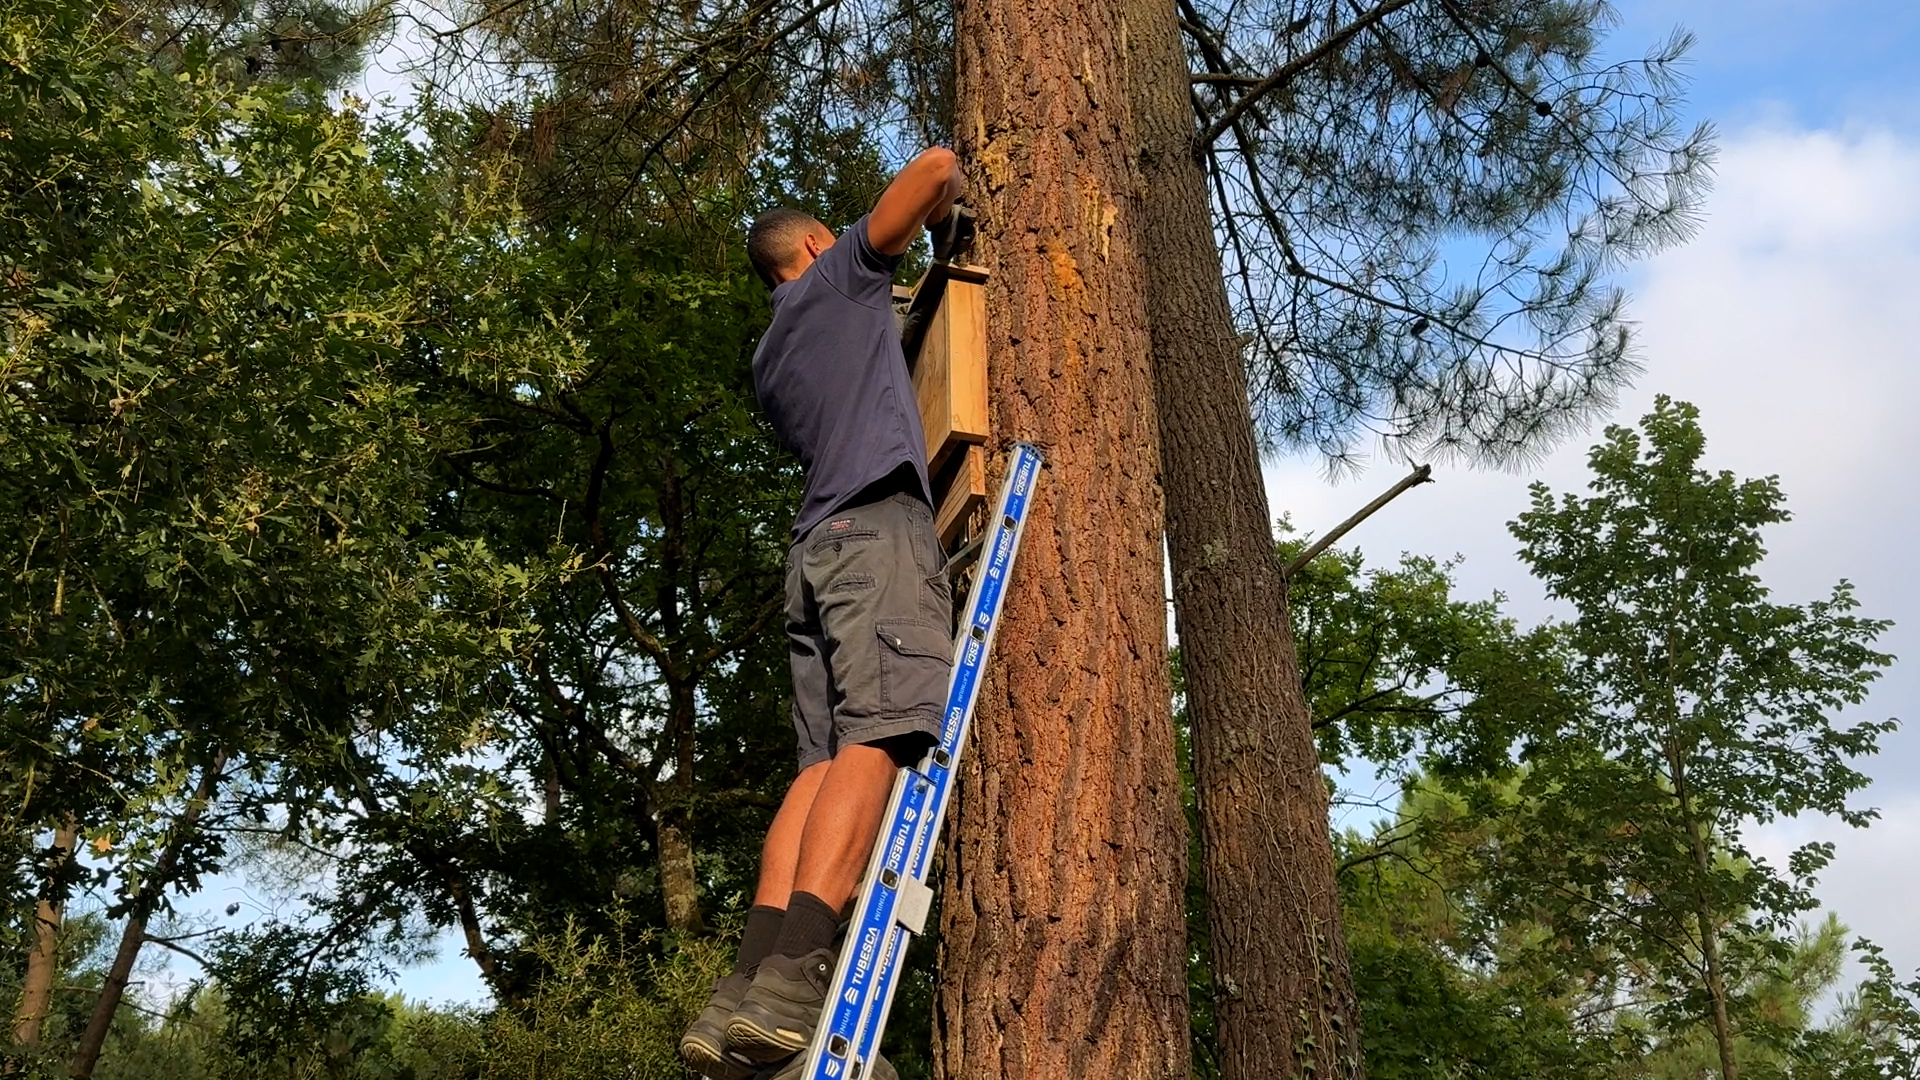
[679,971,757,1080]
[724,946,836,1062]
[760,1049,897,1080]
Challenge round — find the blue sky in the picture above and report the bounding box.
[1617,0,1920,130]
[159,0,1920,1012]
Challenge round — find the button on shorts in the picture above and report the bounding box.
[786,492,954,770]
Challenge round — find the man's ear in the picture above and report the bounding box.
[802,229,827,259]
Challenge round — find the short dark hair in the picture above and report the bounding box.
[747,208,824,288]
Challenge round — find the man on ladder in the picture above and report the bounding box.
[678,147,969,1080]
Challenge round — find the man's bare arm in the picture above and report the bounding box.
[868,148,963,257]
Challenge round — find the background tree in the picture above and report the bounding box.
[1337,781,1911,1080]
[1,5,569,1069]
[1118,2,1713,1075]
[1504,396,1895,1080]
[1124,1,1363,1073]
[1242,507,1908,1080]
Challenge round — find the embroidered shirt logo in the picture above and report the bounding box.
[828,518,855,532]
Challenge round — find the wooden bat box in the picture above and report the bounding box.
[909,266,989,473]
[897,265,991,548]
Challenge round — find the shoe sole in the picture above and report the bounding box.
[724,1012,813,1061]
[680,1030,755,1080]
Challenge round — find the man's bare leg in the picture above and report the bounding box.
[680,762,833,1077]
[724,741,902,1061]
[754,761,831,908]
[788,742,900,911]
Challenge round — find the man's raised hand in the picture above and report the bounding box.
[869,147,964,257]
[929,205,976,263]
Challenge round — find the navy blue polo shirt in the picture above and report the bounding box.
[752,215,933,540]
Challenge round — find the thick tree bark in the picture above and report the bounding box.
[12,818,78,1051]
[70,751,227,1079]
[936,2,1190,1077]
[1121,4,1364,1078]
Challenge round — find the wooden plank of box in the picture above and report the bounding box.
[934,444,988,549]
[911,266,990,474]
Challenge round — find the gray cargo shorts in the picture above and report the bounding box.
[787,492,954,770]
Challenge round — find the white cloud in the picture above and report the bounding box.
[1265,122,1920,977]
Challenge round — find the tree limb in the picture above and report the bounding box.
[141,932,210,968]
[696,592,783,670]
[1284,464,1433,578]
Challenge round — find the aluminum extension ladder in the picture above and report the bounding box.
[795,442,1043,1080]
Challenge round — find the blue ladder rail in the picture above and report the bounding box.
[798,442,1043,1080]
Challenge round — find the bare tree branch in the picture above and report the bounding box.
[1284,464,1433,578]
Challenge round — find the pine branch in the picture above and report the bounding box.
[1198,0,1422,148]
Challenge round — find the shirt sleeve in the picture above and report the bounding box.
[811,214,903,307]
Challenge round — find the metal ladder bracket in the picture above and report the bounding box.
[894,876,934,936]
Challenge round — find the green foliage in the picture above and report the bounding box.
[1180,0,1714,463]
[1801,939,1920,1079]
[1337,782,1917,1080]
[2,0,559,828]
[83,983,484,1080]
[97,914,736,1080]
[1500,397,1895,1048]
[1,0,575,1067]
[1282,533,1576,781]
[468,914,725,1079]
[425,221,798,931]
[1514,396,1894,835]
[108,920,723,1080]
[1306,398,1906,1078]
[119,0,387,91]
[1339,788,1625,1080]
[1186,398,1911,1078]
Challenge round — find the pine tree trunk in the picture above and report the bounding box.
[70,752,225,1079]
[12,818,77,1050]
[936,0,1191,1075]
[1120,3,1364,1077]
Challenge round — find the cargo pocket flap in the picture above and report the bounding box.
[876,621,952,660]
[876,621,953,715]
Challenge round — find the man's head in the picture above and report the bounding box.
[747,208,834,288]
